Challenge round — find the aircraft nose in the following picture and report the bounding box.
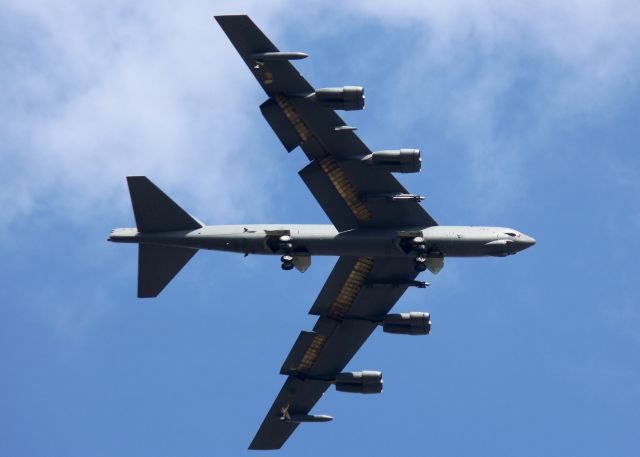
[519,234,536,249]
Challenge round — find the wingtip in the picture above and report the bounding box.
[248,444,280,451]
[214,14,249,22]
[248,436,282,451]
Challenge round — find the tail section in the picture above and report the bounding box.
[127,176,202,232]
[126,176,203,298]
[138,244,197,298]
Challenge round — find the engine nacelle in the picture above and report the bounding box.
[334,371,383,394]
[362,149,421,173]
[309,86,365,110]
[382,312,431,335]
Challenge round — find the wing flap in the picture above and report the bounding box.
[299,162,358,232]
[260,98,301,152]
[299,141,436,229]
[309,256,418,320]
[307,318,378,378]
[309,256,362,316]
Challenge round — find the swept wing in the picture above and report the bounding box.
[215,15,437,231]
[249,256,420,449]
[215,15,434,449]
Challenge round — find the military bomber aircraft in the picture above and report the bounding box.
[109,15,535,450]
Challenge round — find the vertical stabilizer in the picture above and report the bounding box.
[127,176,202,233]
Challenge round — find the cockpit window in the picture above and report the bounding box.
[504,232,517,237]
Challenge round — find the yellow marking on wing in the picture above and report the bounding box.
[273,96,371,222]
[328,256,375,320]
[319,157,372,222]
[294,257,375,375]
[296,334,327,374]
[274,95,312,141]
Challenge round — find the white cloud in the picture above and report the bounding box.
[1,1,295,229]
[1,0,638,228]
[36,283,115,344]
[328,0,640,208]
[336,0,639,77]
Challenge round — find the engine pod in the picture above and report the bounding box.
[335,371,383,394]
[309,86,365,110]
[362,149,421,173]
[382,312,431,335]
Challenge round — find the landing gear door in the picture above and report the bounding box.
[264,229,291,252]
[292,255,311,273]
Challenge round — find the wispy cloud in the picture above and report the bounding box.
[1,1,297,231]
[318,0,640,211]
[35,283,115,344]
[3,1,638,227]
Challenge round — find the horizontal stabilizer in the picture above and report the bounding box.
[138,244,197,298]
[127,176,202,233]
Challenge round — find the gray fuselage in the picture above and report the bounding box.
[109,224,536,258]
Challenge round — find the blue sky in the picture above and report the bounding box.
[1,1,640,455]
